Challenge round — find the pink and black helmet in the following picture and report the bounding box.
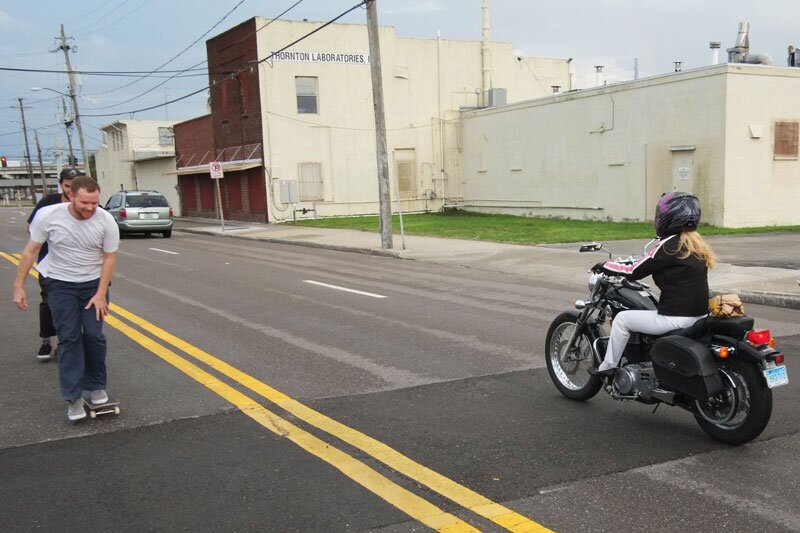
[655,191,701,237]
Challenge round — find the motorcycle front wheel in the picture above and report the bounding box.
[694,359,773,445]
[545,312,603,401]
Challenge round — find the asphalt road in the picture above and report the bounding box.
[1,208,798,532]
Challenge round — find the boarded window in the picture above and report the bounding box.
[298,162,323,201]
[394,149,416,198]
[774,121,799,160]
[296,76,318,114]
[158,127,174,146]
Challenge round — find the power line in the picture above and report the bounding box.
[86,0,247,98]
[0,66,207,77]
[88,0,306,109]
[82,0,324,118]
[65,0,118,25]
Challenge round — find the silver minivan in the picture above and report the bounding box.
[105,190,174,238]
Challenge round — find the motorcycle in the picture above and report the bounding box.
[545,241,789,445]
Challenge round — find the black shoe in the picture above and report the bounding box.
[37,341,53,360]
[588,366,616,378]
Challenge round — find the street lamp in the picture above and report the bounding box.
[31,86,89,177]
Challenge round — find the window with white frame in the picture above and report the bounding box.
[295,76,318,114]
[298,162,323,201]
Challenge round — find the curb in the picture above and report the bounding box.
[177,227,402,259]
[738,290,800,311]
[709,288,800,311]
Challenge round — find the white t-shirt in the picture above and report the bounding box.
[30,203,120,283]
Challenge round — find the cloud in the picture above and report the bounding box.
[0,9,12,28]
[383,1,445,15]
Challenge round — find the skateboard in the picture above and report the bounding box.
[82,393,120,419]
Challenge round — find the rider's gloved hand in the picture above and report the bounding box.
[591,262,606,274]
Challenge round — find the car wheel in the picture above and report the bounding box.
[162,230,172,238]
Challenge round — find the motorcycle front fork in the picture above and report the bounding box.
[565,306,597,362]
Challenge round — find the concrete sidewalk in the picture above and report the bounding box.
[174,218,800,310]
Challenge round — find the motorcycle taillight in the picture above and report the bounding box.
[746,329,771,345]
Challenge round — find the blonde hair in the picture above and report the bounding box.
[677,231,716,269]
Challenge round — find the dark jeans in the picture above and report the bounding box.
[46,278,108,401]
[38,275,57,339]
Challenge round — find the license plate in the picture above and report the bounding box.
[764,365,789,388]
[141,213,158,219]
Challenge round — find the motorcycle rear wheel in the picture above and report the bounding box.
[694,359,773,445]
[545,313,603,401]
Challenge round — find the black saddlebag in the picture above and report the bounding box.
[650,335,724,400]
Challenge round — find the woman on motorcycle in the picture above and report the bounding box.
[589,192,716,378]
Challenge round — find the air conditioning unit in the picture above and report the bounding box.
[487,88,507,107]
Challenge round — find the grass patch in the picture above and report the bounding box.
[289,210,800,245]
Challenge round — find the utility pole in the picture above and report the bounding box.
[61,96,76,165]
[34,130,48,197]
[55,24,90,176]
[18,98,36,206]
[366,0,393,249]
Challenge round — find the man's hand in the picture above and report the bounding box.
[13,286,27,310]
[86,293,109,321]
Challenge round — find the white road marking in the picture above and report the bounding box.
[303,280,387,299]
[149,248,179,255]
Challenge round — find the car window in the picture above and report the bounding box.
[125,195,169,208]
[106,195,120,209]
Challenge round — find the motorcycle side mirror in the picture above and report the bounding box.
[579,243,603,253]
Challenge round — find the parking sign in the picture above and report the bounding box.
[209,162,224,179]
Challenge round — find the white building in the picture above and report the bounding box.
[175,16,571,222]
[460,63,800,228]
[95,120,181,215]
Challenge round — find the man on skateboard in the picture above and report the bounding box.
[13,176,120,421]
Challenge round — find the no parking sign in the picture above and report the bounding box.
[209,162,224,179]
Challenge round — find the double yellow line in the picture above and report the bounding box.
[2,251,552,533]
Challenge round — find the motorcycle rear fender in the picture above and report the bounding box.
[734,340,781,363]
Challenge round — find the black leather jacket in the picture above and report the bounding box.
[599,234,709,317]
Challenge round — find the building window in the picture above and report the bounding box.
[296,76,318,114]
[110,129,123,151]
[158,127,174,146]
[774,121,799,160]
[298,162,323,201]
[394,149,416,198]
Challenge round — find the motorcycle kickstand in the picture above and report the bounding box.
[652,403,660,414]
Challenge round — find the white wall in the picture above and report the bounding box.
[723,65,800,226]
[135,158,181,216]
[253,18,570,221]
[95,120,177,209]
[460,65,747,226]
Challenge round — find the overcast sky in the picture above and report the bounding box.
[1,0,796,163]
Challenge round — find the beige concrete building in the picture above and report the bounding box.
[459,63,800,228]
[95,120,181,215]
[248,18,570,221]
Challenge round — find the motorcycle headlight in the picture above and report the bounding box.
[588,273,601,291]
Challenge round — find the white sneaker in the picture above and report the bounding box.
[90,390,108,405]
[67,399,86,421]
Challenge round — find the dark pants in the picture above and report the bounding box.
[46,278,108,401]
[38,275,57,339]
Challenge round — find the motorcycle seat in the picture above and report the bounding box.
[667,315,755,341]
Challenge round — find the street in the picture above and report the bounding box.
[1,208,798,532]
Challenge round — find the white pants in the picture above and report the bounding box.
[598,310,706,371]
